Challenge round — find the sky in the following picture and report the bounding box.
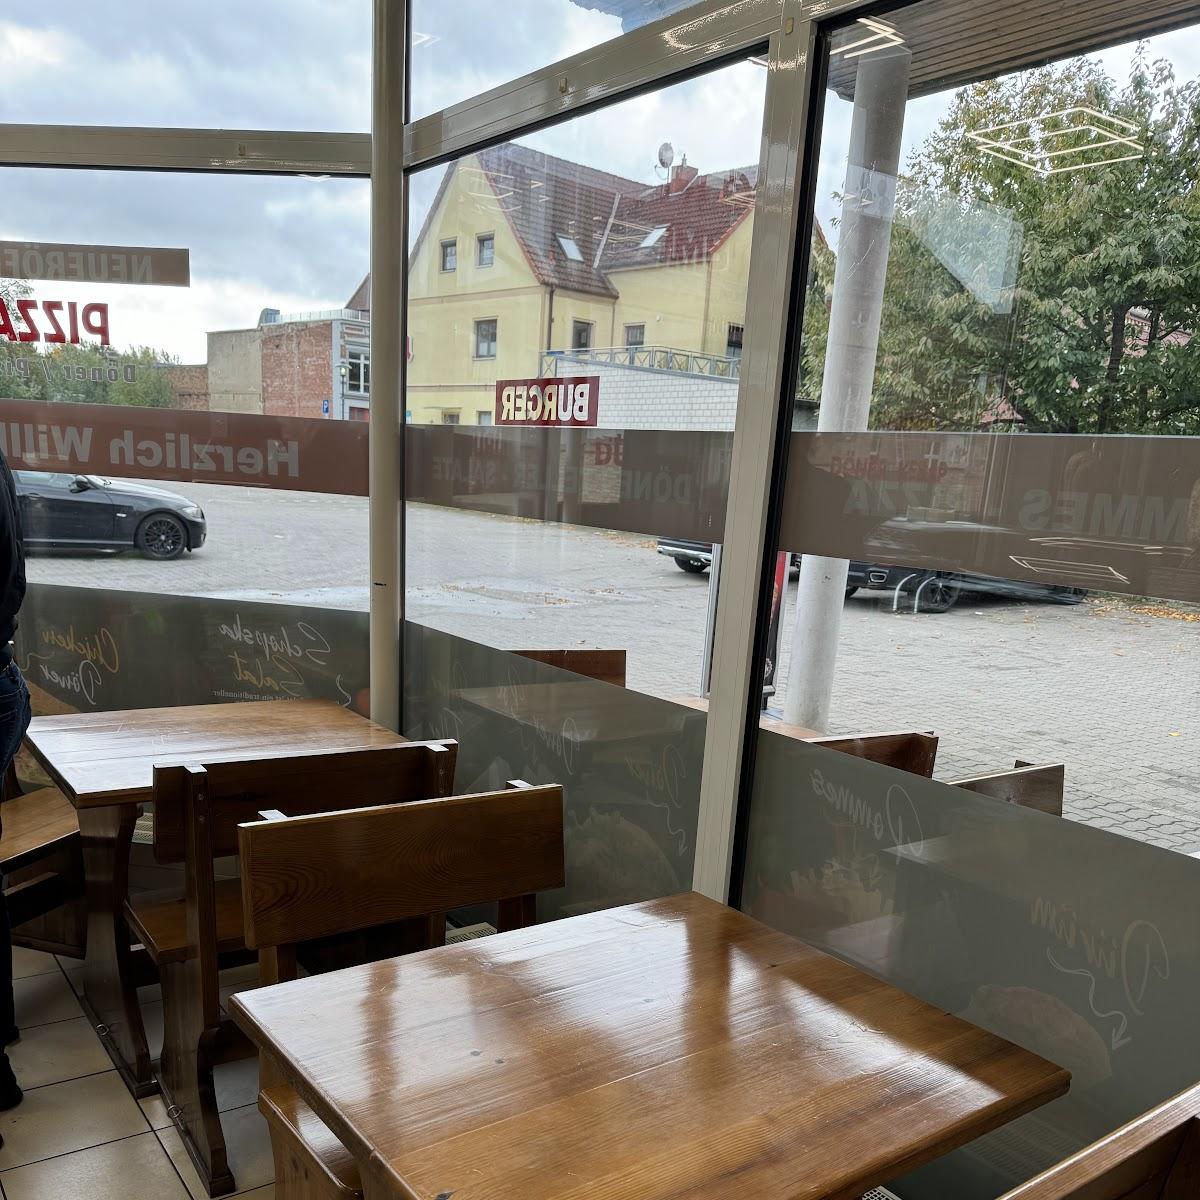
[1,1,1199,363]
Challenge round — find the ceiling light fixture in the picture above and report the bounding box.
[831,17,905,59]
[966,106,1143,177]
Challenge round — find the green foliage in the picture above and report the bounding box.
[0,342,179,408]
[815,50,1200,434]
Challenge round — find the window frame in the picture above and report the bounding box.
[625,323,646,348]
[571,319,595,351]
[473,317,498,360]
[476,232,495,268]
[440,238,458,272]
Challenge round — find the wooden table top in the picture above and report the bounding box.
[25,699,406,809]
[230,892,1069,1200]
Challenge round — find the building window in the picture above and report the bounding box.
[440,239,457,272]
[474,318,497,359]
[726,323,744,359]
[442,411,461,425]
[556,234,583,262]
[572,320,594,351]
[477,233,494,268]
[625,324,645,348]
[477,410,493,425]
[639,225,668,248]
[346,349,370,395]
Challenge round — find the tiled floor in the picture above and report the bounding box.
[0,946,275,1199]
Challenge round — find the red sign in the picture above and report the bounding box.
[0,298,110,347]
[495,376,599,427]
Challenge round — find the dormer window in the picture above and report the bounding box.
[640,225,668,248]
[556,235,583,262]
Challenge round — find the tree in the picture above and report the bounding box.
[0,341,179,407]
[849,52,1200,434]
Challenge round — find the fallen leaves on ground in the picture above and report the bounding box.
[1129,604,1200,623]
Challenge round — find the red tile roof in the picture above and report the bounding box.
[348,144,766,308]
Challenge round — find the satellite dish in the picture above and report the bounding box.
[657,142,675,170]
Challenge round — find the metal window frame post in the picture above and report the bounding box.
[369,0,407,731]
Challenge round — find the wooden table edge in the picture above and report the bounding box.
[227,896,1075,1200]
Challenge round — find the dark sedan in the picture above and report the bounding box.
[846,560,1085,612]
[14,472,207,560]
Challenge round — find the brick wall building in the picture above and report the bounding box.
[162,362,211,411]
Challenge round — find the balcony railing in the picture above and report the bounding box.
[542,344,742,379]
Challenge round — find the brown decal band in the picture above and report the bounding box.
[780,431,1200,605]
[0,397,368,496]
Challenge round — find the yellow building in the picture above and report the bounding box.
[348,145,761,425]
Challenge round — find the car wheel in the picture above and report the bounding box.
[674,557,708,574]
[914,573,961,613]
[844,586,859,599]
[137,513,187,560]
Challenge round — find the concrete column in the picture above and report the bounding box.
[783,47,911,731]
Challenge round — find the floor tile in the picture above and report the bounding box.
[13,969,83,1030]
[157,1101,274,1199]
[0,1130,190,1199]
[0,1070,149,1170]
[9,1015,113,1090]
[238,1188,275,1199]
[141,1055,260,1130]
[10,948,58,981]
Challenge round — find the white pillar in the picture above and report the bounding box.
[368,0,406,731]
[783,47,911,731]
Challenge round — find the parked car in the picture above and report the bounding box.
[657,537,802,574]
[846,560,1086,613]
[14,471,207,560]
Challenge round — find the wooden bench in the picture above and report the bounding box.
[237,780,566,1200]
[996,1081,1200,1198]
[1,763,85,958]
[514,648,626,687]
[125,740,458,1198]
[949,762,1066,816]
[808,730,939,777]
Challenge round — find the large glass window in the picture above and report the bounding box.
[402,59,767,918]
[738,5,1200,1196]
[0,1,370,130]
[410,0,717,120]
[1,168,372,718]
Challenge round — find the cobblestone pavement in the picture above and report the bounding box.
[25,482,1200,851]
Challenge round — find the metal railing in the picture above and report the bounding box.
[542,344,742,379]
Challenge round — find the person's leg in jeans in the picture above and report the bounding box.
[0,659,33,1111]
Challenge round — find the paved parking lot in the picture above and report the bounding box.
[26,481,1200,851]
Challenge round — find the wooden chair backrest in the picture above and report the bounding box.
[514,649,627,687]
[152,741,458,863]
[950,762,1065,817]
[808,731,938,778]
[154,742,458,1038]
[998,1083,1200,1199]
[238,781,565,958]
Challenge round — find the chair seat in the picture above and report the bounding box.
[259,1084,363,1198]
[0,786,79,873]
[125,878,247,965]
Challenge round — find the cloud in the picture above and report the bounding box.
[2,1,1197,364]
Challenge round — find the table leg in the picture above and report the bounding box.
[77,804,157,1098]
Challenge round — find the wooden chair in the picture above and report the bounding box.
[996,1080,1200,1198]
[123,740,458,1198]
[238,780,566,1200]
[949,761,1066,817]
[1,761,85,959]
[809,730,939,777]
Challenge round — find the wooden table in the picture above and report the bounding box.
[25,698,405,1096]
[231,892,1070,1200]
